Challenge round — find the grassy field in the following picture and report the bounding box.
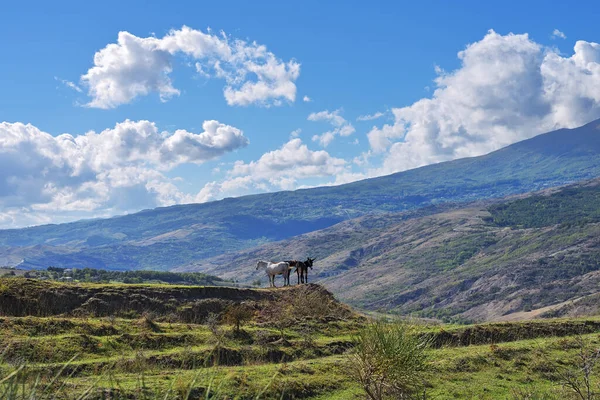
[3,278,600,398]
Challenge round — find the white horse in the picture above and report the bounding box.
[256,260,292,287]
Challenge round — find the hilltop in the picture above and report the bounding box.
[0,278,356,322]
[180,178,600,323]
[1,119,600,271]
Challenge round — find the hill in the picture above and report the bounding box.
[0,278,355,322]
[5,278,600,398]
[1,119,600,271]
[2,267,227,286]
[179,179,600,323]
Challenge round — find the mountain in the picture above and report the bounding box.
[2,119,600,271]
[179,178,600,323]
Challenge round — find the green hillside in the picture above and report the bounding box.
[4,279,600,398]
[486,183,600,228]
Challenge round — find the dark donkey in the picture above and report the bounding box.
[285,257,314,284]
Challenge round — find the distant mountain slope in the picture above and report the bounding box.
[179,179,600,323]
[2,119,600,271]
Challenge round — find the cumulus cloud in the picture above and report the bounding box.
[0,120,247,227]
[159,120,249,167]
[367,30,600,175]
[552,29,567,39]
[308,109,355,147]
[303,95,312,102]
[81,26,300,108]
[196,138,347,202]
[356,111,384,121]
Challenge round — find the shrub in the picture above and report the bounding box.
[205,313,225,347]
[550,335,600,400]
[349,320,430,400]
[222,303,254,334]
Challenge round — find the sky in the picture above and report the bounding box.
[2,0,600,228]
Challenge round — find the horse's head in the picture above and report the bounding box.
[256,261,264,270]
[305,257,314,269]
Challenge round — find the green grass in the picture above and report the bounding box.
[4,315,600,398]
[4,281,600,398]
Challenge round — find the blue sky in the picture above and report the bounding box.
[2,0,600,227]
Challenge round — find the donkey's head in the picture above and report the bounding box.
[305,257,314,269]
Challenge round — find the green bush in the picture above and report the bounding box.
[349,320,431,400]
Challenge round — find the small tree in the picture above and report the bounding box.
[552,336,600,400]
[206,312,225,347]
[223,303,254,334]
[349,320,430,400]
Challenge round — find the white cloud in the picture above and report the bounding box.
[159,120,249,167]
[353,151,371,166]
[81,26,300,108]
[357,111,384,121]
[367,30,600,175]
[308,109,346,126]
[308,109,355,147]
[195,138,347,202]
[303,95,312,102]
[552,29,567,40]
[55,77,83,93]
[312,131,336,147]
[289,128,302,139]
[0,120,248,227]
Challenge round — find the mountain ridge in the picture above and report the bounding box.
[178,178,600,322]
[1,119,600,272]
